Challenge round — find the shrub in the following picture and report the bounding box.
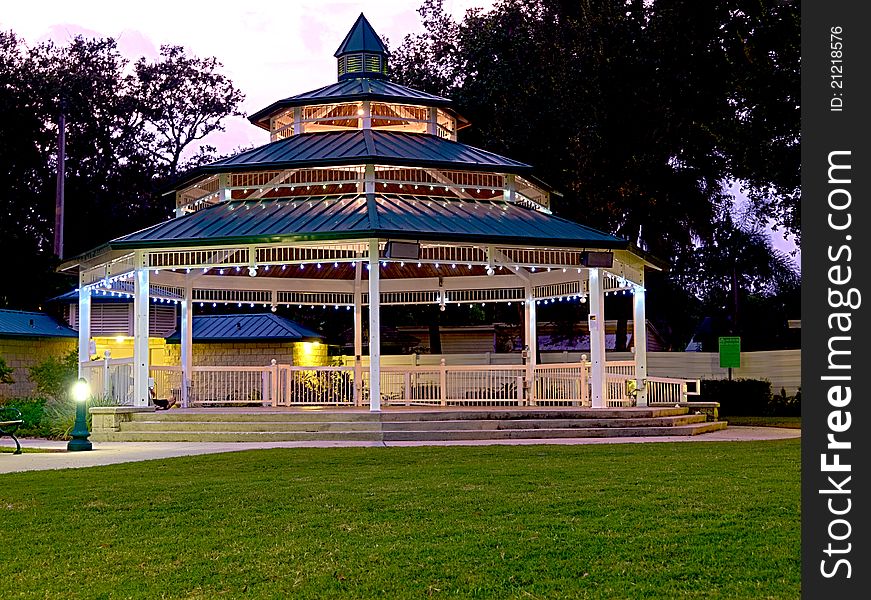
[42,394,116,440]
[0,356,14,385]
[699,378,773,416]
[28,350,78,402]
[0,397,51,438]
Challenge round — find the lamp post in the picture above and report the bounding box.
[67,378,92,452]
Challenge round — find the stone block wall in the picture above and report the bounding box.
[165,342,330,367]
[0,337,77,399]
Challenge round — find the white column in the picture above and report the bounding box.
[353,258,363,406]
[77,281,91,378]
[427,107,438,135]
[133,254,150,407]
[588,268,606,408]
[361,100,371,130]
[633,281,649,407]
[368,239,381,412]
[180,284,193,408]
[524,287,537,405]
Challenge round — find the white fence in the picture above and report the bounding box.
[81,355,134,405]
[81,355,703,409]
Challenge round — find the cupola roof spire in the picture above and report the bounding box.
[334,13,388,80]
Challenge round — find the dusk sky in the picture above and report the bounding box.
[2,0,492,153]
[3,0,798,257]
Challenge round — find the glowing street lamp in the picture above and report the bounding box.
[67,378,93,452]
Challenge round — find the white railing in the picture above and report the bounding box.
[534,362,589,406]
[189,366,274,406]
[360,362,525,406]
[81,354,135,405]
[647,376,701,405]
[276,365,355,406]
[81,356,701,410]
[605,361,636,376]
[150,365,183,404]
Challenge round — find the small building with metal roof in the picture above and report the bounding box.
[0,309,77,399]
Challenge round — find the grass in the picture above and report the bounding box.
[724,416,802,429]
[0,441,800,599]
[0,446,59,454]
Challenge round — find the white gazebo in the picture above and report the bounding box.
[62,15,690,413]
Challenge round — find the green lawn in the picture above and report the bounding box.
[0,441,800,599]
[724,416,802,429]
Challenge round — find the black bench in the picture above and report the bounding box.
[0,407,23,455]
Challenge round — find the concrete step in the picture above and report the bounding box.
[95,421,727,443]
[121,420,381,433]
[94,430,384,443]
[131,410,378,423]
[377,407,690,421]
[380,415,707,431]
[382,421,728,442]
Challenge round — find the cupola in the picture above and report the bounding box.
[335,13,388,80]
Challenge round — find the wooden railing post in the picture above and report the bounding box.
[353,357,363,407]
[439,358,447,407]
[102,350,111,399]
[269,359,278,407]
[404,372,412,406]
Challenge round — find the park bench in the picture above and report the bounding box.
[0,407,23,455]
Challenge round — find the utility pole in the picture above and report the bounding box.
[54,98,66,259]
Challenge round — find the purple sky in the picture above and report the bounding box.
[3,0,798,259]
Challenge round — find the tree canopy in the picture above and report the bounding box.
[0,32,244,309]
[390,0,799,347]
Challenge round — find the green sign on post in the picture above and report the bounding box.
[719,336,741,369]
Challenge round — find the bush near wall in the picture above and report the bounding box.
[0,397,52,438]
[699,378,800,417]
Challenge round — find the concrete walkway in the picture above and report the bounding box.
[0,427,800,475]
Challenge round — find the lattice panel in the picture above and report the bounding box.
[257,245,360,265]
[495,248,585,268]
[374,167,504,191]
[534,280,581,300]
[278,291,355,306]
[376,291,441,305]
[419,245,488,264]
[149,248,249,269]
[603,273,633,292]
[177,175,220,209]
[150,284,184,300]
[230,167,363,190]
[446,288,525,303]
[193,288,271,304]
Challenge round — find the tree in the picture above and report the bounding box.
[0,33,244,310]
[133,45,245,179]
[390,0,800,346]
[391,0,799,252]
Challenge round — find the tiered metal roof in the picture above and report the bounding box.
[249,80,454,128]
[197,129,529,175]
[112,194,626,249]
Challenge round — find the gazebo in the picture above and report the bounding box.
[62,15,686,413]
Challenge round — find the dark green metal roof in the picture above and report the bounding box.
[166,313,322,343]
[334,13,387,57]
[111,194,627,250]
[180,131,531,188]
[249,80,454,128]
